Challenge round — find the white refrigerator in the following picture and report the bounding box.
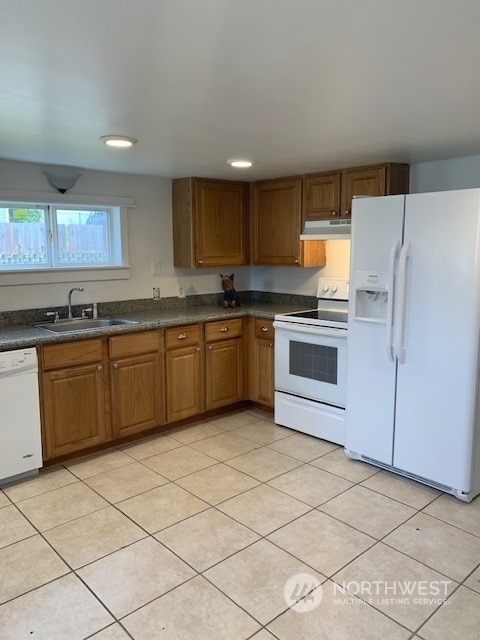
[346,189,480,502]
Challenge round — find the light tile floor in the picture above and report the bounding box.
[1,409,480,639]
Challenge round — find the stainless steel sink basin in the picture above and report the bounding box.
[35,317,138,333]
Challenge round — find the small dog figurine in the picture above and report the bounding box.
[220,273,241,308]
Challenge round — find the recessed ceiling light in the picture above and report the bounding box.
[100,135,138,148]
[227,159,253,168]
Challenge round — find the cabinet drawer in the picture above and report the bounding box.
[109,330,161,358]
[165,324,201,349]
[42,339,103,370]
[254,319,274,341]
[205,318,243,342]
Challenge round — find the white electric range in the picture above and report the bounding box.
[273,278,349,445]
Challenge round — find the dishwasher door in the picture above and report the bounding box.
[0,348,43,483]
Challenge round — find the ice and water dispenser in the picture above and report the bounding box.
[352,272,389,322]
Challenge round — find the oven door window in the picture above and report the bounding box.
[290,341,337,384]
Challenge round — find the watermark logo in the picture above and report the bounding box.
[283,573,323,613]
[332,580,451,607]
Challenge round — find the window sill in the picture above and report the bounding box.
[0,266,131,286]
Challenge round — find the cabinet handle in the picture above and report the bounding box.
[196,347,201,351]
[294,259,299,264]
[112,362,119,369]
[198,260,204,265]
[178,333,187,340]
[208,345,213,350]
[332,211,338,216]
[344,210,350,216]
[220,326,229,332]
[269,342,273,347]
[98,365,103,371]
[261,326,269,333]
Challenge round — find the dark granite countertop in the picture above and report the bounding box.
[0,303,307,352]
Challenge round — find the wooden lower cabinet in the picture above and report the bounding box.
[252,338,274,407]
[109,331,164,439]
[206,338,243,410]
[41,361,107,459]
[110,352,163,438]
[39,318,275,462]
[166,344,203,422]
[248,319,275,408]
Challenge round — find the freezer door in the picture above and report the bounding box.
[393,189,480,491]
[346,195,405,463]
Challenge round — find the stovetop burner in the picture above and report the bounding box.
[286,309,348,324]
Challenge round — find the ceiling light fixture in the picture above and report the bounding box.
[227,159,253,168]
[100,135,138,148]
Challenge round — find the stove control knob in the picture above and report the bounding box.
[322,285,330,293]
[331,285,338,293]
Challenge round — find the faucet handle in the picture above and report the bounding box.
[81,308,93,319]
[45,311,60,322]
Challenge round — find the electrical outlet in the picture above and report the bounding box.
[177,284,186,298]
[151,260,162,276]
[152,287,161,300]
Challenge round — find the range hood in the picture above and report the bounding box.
[300,219,351,240]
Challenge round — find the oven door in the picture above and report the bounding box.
[274,320,347,408]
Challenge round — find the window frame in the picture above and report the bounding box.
[0,189,133,285]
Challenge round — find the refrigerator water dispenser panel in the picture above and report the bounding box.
[353,271,389,322]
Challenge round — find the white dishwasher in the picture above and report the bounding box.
[0,347,43,484]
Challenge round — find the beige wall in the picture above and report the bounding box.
[0,159,250,311]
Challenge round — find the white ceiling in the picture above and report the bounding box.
[1,0,480,180]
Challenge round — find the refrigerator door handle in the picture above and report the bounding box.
[396,240,411,364]
[386,240,399,361]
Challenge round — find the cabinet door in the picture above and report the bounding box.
[194,180,248,266]
[166,345,203,422]
[252,339,274,407]
[340,166,386,217]
[42,363,107,459]
[111,352,163,438]
[206,338,243,410]
[303,171,341,221]
[253,178,302,265]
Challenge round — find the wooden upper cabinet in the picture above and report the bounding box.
[340,163,410,217]
[303,171,341,221]
[252,177,326,267]
[172,177,248,268]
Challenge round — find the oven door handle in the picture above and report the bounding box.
[273,321,348,339]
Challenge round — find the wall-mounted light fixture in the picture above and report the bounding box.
[42,168,82,193]
[100,135,138,148]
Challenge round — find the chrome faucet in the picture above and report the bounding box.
[67,286,84,319]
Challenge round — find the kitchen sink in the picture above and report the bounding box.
[35,317,139,333]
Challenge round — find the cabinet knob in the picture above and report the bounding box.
[198,260,204,265]
[269,342,273,347]
[220,326,229,332]
[332,211,338,216]
[196,347,201,351]
[178,333,187,340]
[98,365,103,371]
[294,259,299,264]
[344,210,350,215]
[261,326,269,333]
[112,363,119,369]
[208,345,213,350]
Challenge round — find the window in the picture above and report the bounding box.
[0,203,125,270]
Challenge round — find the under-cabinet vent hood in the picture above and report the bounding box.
[300,219,351,240]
